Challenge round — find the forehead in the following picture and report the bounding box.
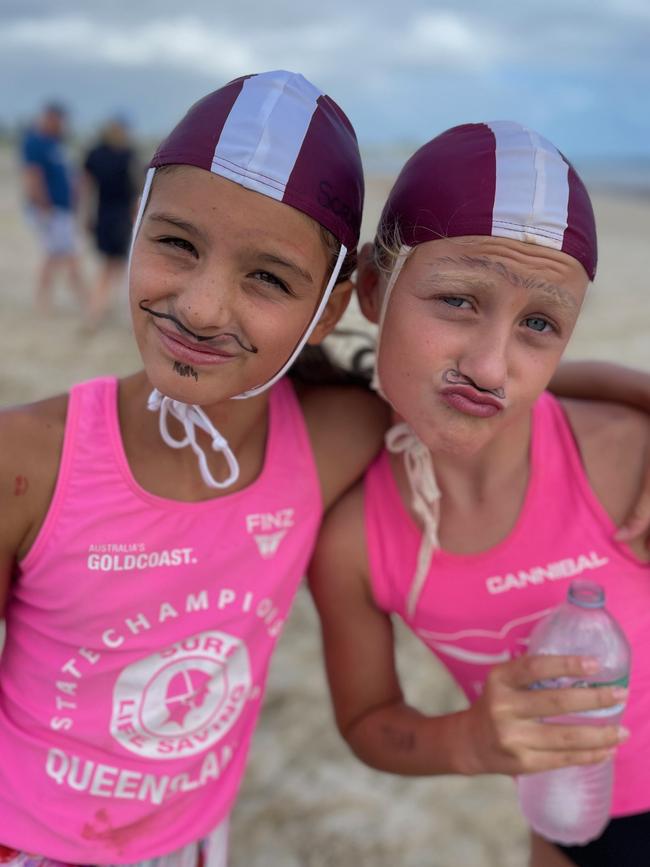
[403,236,589,309]
[149,165,324,245]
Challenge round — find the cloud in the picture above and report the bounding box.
[0,2,648,155]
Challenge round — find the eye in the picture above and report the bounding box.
[159,236,197,256]
[250,270,292,296]
[523,316,553,334]
[440,296,471,309]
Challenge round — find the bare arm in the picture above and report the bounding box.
[300,385,389,510]
[309,485,628,778]
[550,361,649,411]
[0,397,66,617]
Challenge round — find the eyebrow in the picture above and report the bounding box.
[146,212,314,285]
[146,212,210,246]
[256,253,314,285]
[430,255,579,311]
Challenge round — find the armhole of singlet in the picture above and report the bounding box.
[363,453,398,614]
[19,383,84,571]
[273,378,324,516]
[551,395,648,566]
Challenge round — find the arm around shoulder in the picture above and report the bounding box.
[300,384,389,509]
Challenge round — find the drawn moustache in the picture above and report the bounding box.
[443,368,506,400]
[139,301,258,354]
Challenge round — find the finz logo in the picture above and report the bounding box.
[245,509,294,559]
[110,629,252,759]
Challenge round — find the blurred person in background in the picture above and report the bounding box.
[83,115,140,329]
[20,102,86,312]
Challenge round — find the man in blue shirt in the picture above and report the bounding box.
[21,103,85,312]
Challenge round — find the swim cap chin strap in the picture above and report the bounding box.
[373,244,441,617]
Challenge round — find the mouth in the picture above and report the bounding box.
[439,385,504,418]
[154,324,239,366]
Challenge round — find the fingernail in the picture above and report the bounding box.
[618,726,630,741]
[582,658,600,674]
[612,687,628,701]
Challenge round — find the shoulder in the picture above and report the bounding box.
[310,481,371,600]
[0,393,69,559]
[560,397,649,528]
[297,384,389,509]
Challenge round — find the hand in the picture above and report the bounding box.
[459,654,628,776]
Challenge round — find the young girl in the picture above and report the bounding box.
[309,121,650,867]
[0,70,387,865]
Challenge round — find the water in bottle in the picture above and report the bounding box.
[517,579,630,845]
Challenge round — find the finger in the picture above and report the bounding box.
[521,721,628,753]
[501,654,600,689]
[521,746,616,775]
[513,685,628,719]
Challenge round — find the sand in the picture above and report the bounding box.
[1,145,648,866]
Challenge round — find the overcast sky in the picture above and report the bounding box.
[2,0,649,160]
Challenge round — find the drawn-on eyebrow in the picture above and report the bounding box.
[428,255,579,311]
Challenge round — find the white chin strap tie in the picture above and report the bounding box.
[147,390,240,489]
[386,422,441,618]
[374,244,441,618]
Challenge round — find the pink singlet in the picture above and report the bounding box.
[364,392,650,816]
[0,377,322,862]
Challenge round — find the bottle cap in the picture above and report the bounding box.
[568,580,605,608]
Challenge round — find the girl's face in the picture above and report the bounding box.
[130,166,339,406]
[360,235,589,456]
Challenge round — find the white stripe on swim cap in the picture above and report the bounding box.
[211,71,321,201]
[488,120,569,250]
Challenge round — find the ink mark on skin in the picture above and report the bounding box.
[444,368,506,400]
[173,361,198,381]
[381,724,416,751]
[138,300,258,353]
[13,475,28,496]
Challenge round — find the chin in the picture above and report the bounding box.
[408,409,498,458]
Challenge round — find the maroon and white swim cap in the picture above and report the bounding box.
[379,120,597,279]
[148,69,363,251]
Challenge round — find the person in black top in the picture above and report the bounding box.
[83,116,139,328]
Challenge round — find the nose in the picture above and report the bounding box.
[175,265,236,335]
[456,324,510,393]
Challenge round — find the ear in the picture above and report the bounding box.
[307,278,353,345]
[355,242,382,324]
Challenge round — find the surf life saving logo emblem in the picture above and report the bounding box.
[110,629,252,759]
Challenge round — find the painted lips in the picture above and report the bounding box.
[440,385,504,418]
[156,326,238,366]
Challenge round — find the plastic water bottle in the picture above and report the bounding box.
[517,580,631,845]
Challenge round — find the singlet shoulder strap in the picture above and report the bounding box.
[266,378,323,506]
[20,378,116,570]
[364,450,420,616]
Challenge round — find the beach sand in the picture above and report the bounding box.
[1,146,648,865]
